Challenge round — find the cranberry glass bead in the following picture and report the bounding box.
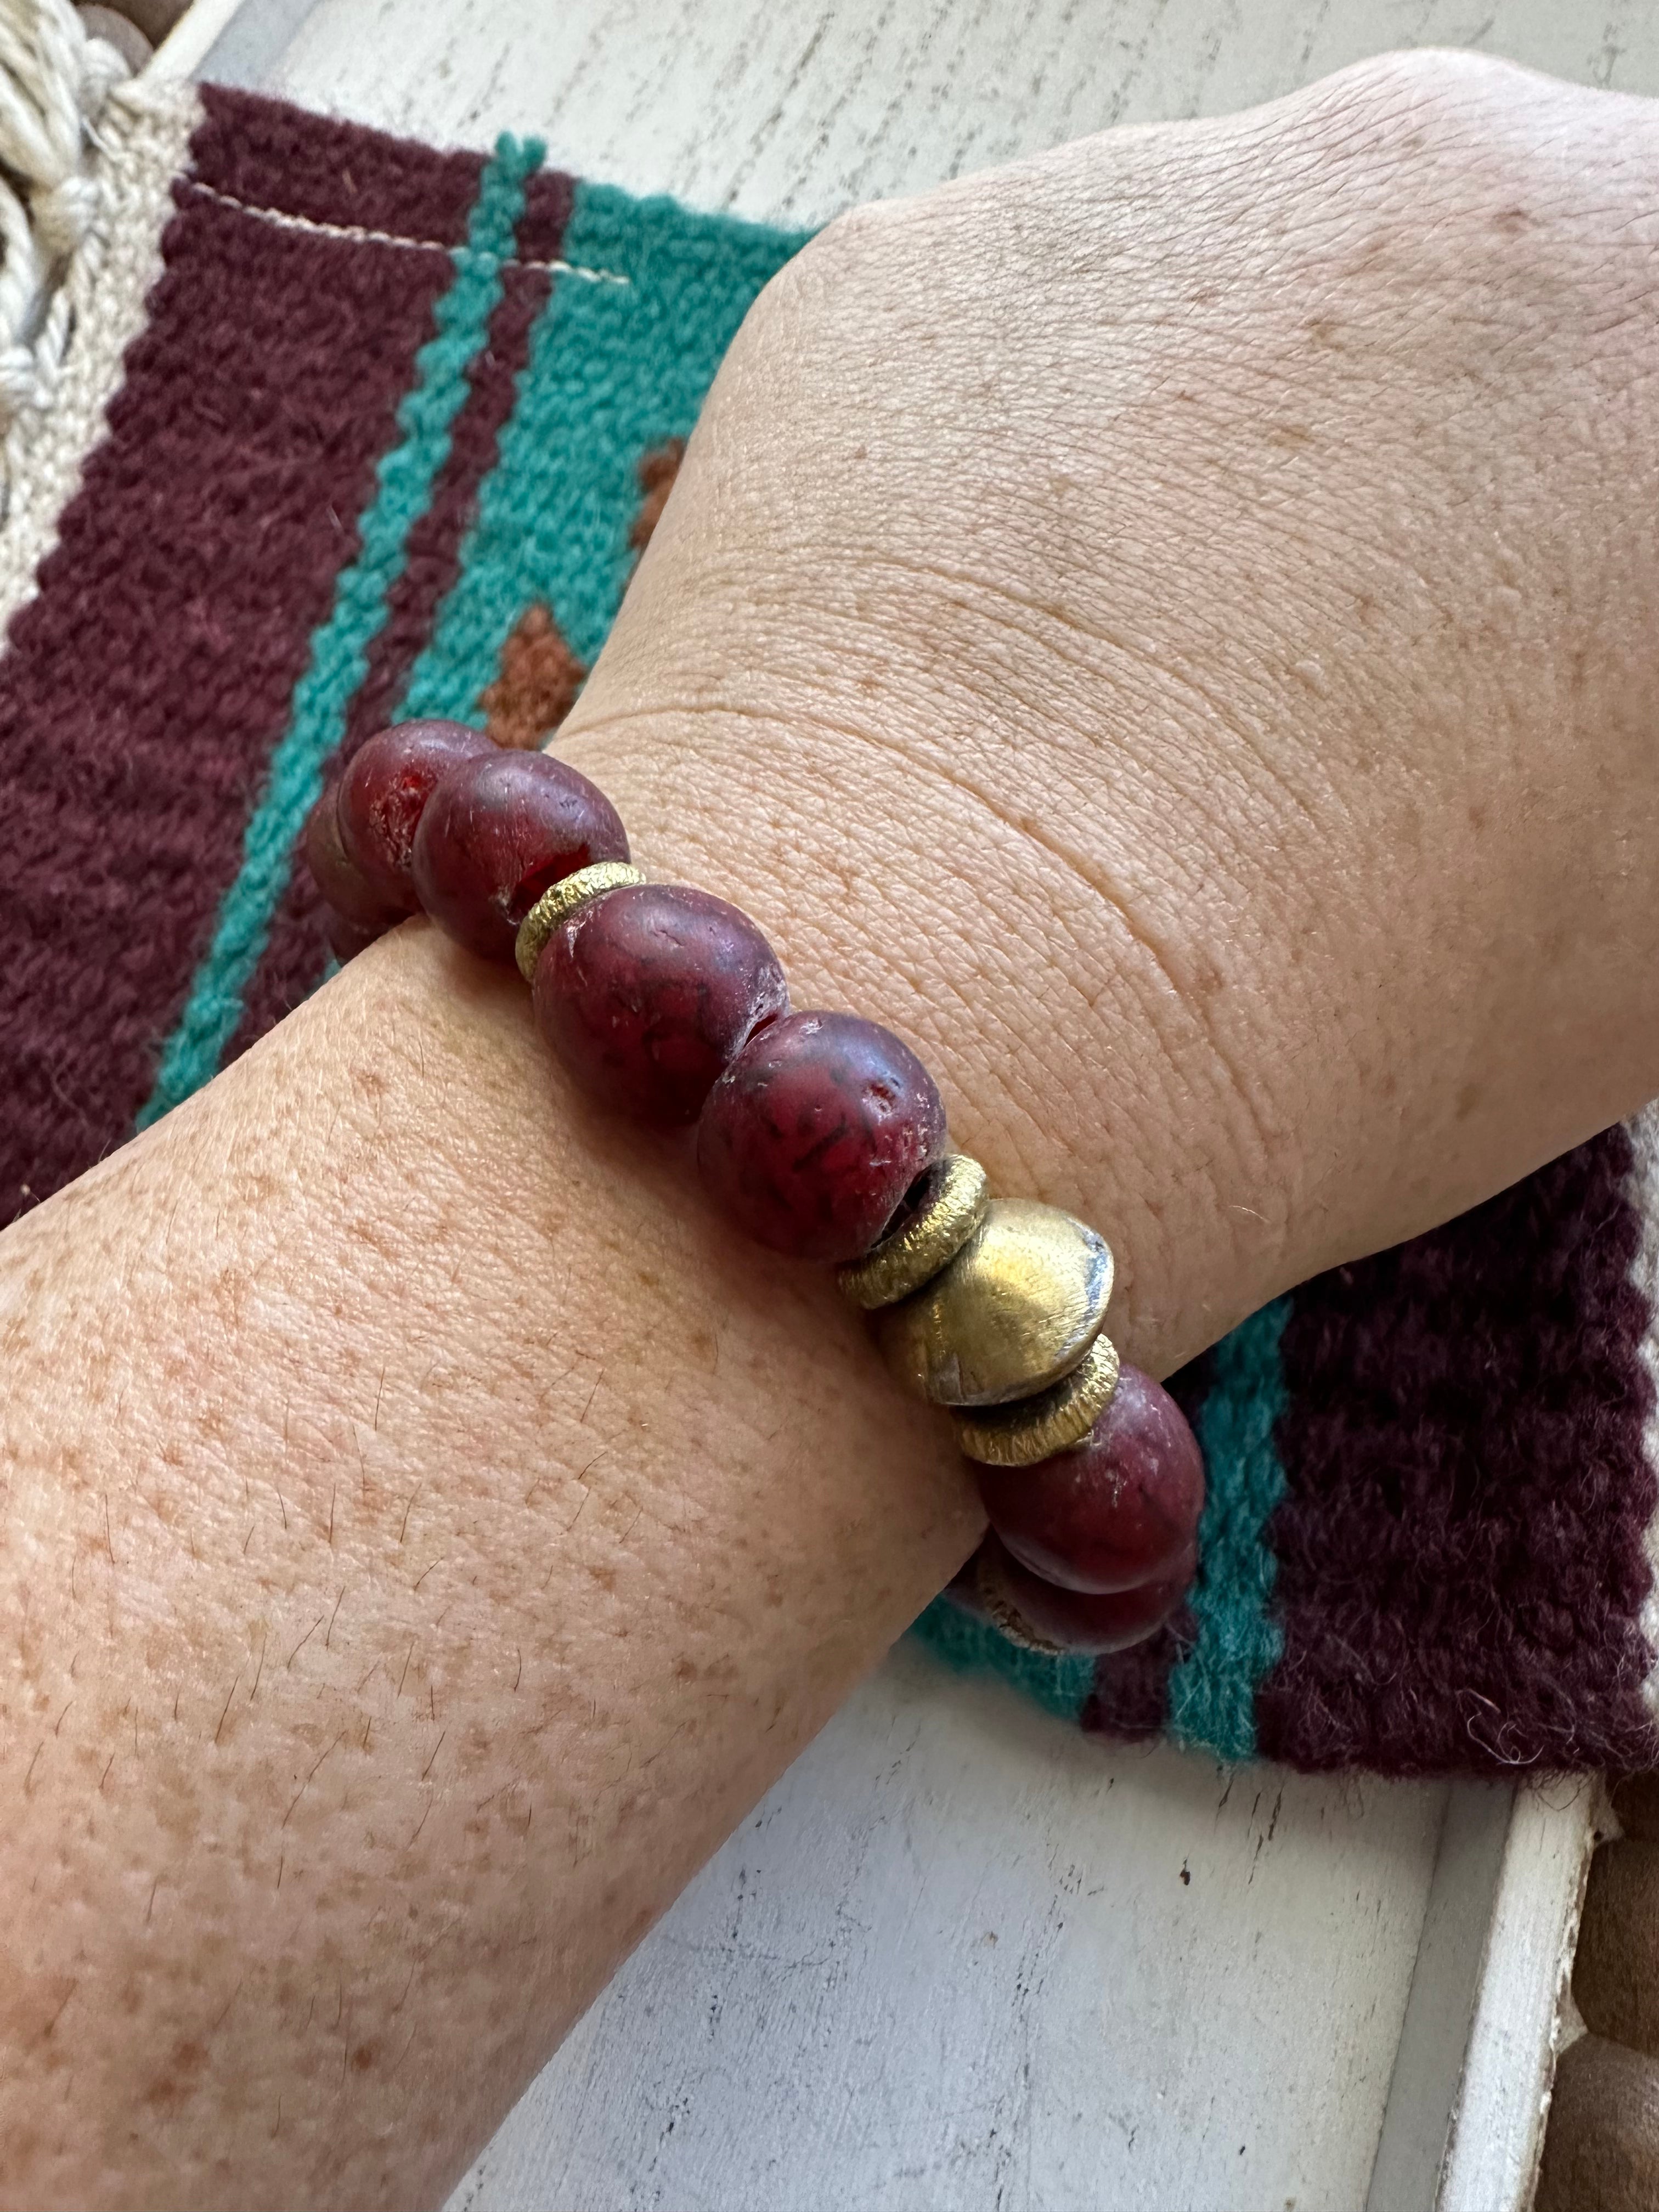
[336,720,494,915]
[533,883,788,1126]
[975,1362,1205,1593]
[302,784,404,956]
[411,749,630,963]
[979,1531,1195,1654]
[697,1010,947,1263]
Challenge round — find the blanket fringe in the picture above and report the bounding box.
[0,0,138,518]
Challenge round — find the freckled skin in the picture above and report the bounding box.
[534,884,788,1126]
[975,1365,1205,1593]
[697,1010,947,1262]
[411,751,630,963]
[0,935,974,2210]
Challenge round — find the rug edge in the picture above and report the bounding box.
[0,76,201,638]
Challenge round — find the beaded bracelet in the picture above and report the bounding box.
[306,719,1206,1657]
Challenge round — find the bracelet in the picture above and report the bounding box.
[305,720,1206,1657]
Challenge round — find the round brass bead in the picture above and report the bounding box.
[836,1154,990,1311]
[952,1334,1122,1468]
[874,1198,1114,1408]
[513,861,646,984]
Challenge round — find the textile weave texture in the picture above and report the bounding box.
[5,80,1657,1779]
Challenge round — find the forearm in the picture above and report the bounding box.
[0,920,981,2209]
[3,595,1290,2204]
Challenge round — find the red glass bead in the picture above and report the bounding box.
[697,1009,946,1263]
[302,784,403,956]
[411,749,630,963]
[533,883,788,1126]
[337,719,495,915]
[978,1531,1195,1654]
[975,1362,1205,1593]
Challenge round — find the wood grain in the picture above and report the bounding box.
[455,1646,1451,2212]
[216,0,1659,228]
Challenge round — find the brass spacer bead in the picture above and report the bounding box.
[974,1551,1064,1655]
[836,1154,990,1310]
[514,862,646,984]
[952,1333,1121,1468]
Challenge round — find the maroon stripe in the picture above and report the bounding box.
[0,97,484,1224]
[1257,1127,1658,1776]
[344,170,573,752]
[1081,1609,1193,1743]
[224,170,575,1064]
[193,83,484,241]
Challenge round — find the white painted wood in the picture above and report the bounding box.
[452,1643,1452,2212]
[1367,1784,1519,2212]
[1437,1785,1601,2212]
[215,0,1659,230]
[1364,1782,1596,2212]
[168,0,313,91]
[147,0,249,80]
[177,1,1639,2204]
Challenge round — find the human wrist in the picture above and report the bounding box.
[0,895,985,2209]
[549,696,1281,1383]
[299,710,1220,1657]
[544,55,1659,1398]
[317,924,972,1517]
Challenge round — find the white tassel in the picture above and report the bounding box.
[0,0,133,512]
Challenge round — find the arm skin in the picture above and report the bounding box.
[6,50,1659,2208]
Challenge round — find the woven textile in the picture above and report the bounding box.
[3,69,1656,1779]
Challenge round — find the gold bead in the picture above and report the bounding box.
[952,1334,1121,1467]
[513,862,646,983]
[836,1154,990,1310]
[874,1197,1114,1408]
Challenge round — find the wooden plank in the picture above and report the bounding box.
[1368,1784,1519,2212]
[1437,1786,1601,2212]
[216,0,1659,229]
[1366,1783,1597,2212]
[452,1643,1449,2211]
[171,0,316,92]
[149,0,252,79]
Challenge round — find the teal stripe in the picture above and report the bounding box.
[137,135,544,1128]
[1166,1297,1292,1762]
[398,179,806,721]
[910,1592,1097,1725]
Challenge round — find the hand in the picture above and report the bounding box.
[562,48,1659,1376]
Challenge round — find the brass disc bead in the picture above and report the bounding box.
[514,861,646,984]
[952,1334,1122,1468]
[835,1154,990,1310]
[874,1198,1114,1408]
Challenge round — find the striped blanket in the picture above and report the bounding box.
[4,74,1655,1776]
